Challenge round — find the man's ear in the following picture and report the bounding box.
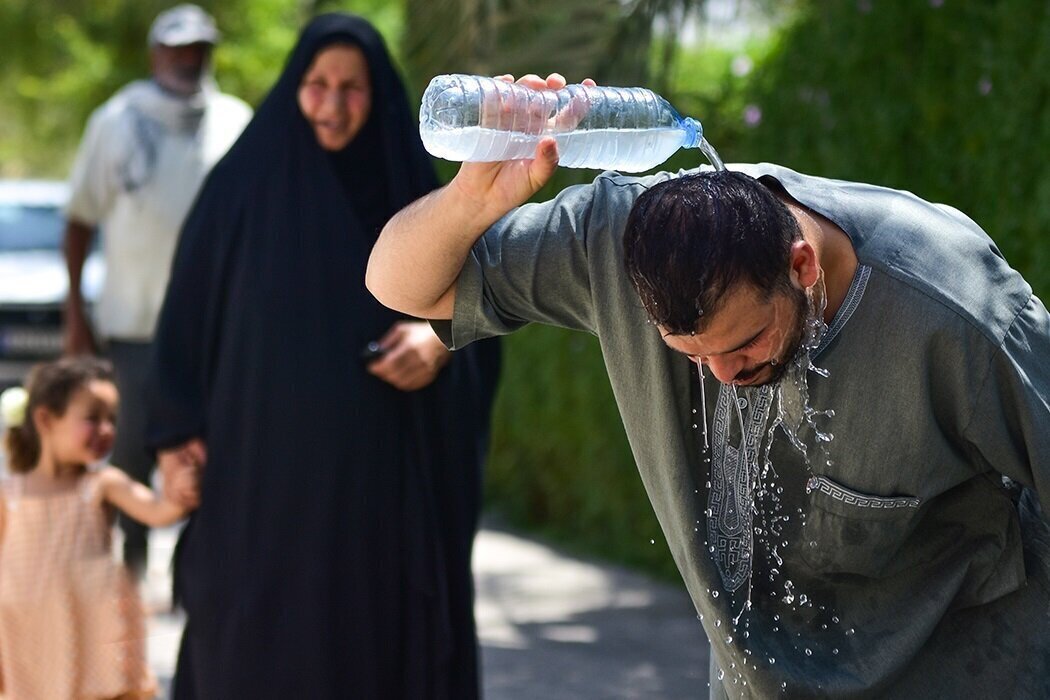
[789,240,820,290]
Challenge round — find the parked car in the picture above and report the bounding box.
[0,180,103,392]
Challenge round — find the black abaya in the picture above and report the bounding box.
[146,14,500,699]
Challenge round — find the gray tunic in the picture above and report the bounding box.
[434,163,1050,698]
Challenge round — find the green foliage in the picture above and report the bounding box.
[486,325,682,580]
[712,0,1050,297]
[0,0,403,177]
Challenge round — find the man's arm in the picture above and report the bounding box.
[366,73,589,319]
[965,294,1050,500]
[63,219,97,355]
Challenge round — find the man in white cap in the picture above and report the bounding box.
[62,4,252,578]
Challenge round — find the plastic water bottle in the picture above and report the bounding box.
[419,74,722,173]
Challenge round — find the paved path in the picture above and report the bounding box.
[144,525,709,699]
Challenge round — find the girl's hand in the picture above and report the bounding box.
[366,321,451,391]
[158,438,206,509]
[100,465,192,528]
[166,466,200,510]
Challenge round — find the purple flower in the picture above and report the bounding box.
[731,55,754,77]
[978,77,992,96]
[743,105,762,127]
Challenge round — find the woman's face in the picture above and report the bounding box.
[298,44,373,151]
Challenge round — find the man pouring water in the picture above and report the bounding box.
[367,73,1050,697]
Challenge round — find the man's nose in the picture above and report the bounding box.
[703,354,745,385]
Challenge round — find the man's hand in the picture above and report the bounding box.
[367,321,451,391]
[366,72,596,320]
[450,73,597,222]
[158,438,206,509]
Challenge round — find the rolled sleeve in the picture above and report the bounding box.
[431,170,677,350]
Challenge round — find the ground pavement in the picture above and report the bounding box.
[144,524,710,699]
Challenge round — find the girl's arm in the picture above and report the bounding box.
[98,465,193,527]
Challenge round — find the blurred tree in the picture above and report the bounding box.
[0,0,398,177]
[401,0,709,93]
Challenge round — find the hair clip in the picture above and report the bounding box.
[0,387,28,428]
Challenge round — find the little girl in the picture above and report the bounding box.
[0,357,197,699]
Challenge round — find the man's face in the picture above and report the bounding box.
[151,43,211,96]
[660,283,808,387]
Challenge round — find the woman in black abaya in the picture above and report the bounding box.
[147,14,500,698]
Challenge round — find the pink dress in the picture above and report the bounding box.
[0,471,156,699]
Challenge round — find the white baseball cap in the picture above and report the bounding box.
[148,4,220,47]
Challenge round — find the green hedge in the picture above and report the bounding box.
[483,1,1050,580]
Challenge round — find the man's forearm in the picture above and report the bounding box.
[368,110,562,319]
[63,220,94,307]
[367,181,496,320]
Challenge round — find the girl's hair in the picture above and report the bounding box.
[3,356,115,473]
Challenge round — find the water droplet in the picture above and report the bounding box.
[716,619,722,628]
[846,628,855,636]
[649,539,655,545]
[769,657,776,664]
[805,648,813,656]
[832,616,839,623]
[726,637,733,645]
[718,669,725,681]
[832,648,839,655]
[711,591,719,598]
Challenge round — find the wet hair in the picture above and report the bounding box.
[2,356,114,474]
[623,170,802,335]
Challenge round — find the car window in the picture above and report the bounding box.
[0,204,64,252]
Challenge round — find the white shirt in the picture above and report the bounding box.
[66,80,251,340]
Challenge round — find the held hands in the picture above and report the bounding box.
[449,73,597,222]
[158,438,206,510]
[367,321,451,391]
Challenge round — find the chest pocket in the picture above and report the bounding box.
[799,475,924,578]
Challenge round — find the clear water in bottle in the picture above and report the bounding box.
[419,74,724,173]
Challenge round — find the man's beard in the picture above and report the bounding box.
[737,286,808,387]
[157,65,207,96]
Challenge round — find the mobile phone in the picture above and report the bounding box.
[360,341,387,363]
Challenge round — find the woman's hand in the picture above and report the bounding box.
[158,438,206,509]
[367,321,451,391]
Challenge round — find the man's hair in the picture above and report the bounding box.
[623,170,802,335]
